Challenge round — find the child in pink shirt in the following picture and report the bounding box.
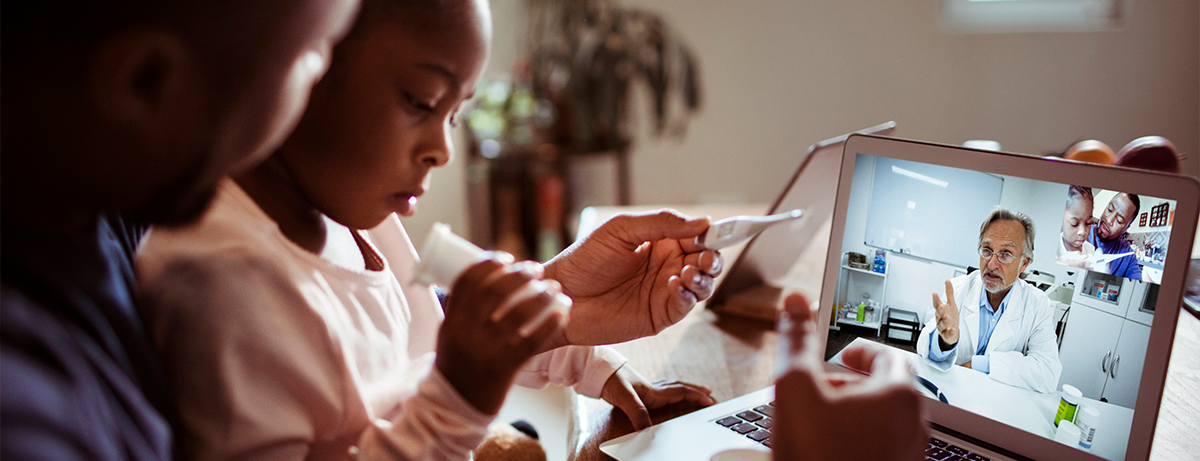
[138,0,721,459]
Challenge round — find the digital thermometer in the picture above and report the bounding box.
[694,209,805,250]
[1088,251,1135,269]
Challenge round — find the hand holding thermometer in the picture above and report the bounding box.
[694,209,805,250]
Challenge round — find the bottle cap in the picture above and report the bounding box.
[1061,384,1082,404]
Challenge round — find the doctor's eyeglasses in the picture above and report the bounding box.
[978,247,1021,264]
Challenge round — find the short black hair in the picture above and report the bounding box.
[1126,193,1141,220]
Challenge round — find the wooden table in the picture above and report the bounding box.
[567,206,1200,461]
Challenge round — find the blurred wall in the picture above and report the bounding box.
[401,0,1200,248]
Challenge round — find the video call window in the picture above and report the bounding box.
[829,153,1176,461]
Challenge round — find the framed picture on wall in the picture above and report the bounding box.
[1140,212,1148,226]
[1149,203,1169,227]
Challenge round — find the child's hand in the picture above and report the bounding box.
[774,293,926,461]
[600,365,715,430]
[544,210,721,346]
[436,255,567,415]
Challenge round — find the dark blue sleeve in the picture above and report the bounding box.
[105,214,150,262]
[1,288,172,461]
[1119,255,1143,280]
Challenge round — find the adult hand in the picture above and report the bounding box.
[600,364,715,430]
[774,293,927,461]
[932,280,960,346]
[543,210,721,346]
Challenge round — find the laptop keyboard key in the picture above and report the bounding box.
[945,457,967,461]
[754,405,775,418]
[966,455,990,461]
[926,447,952,460]
[945,445,969,456]
[762,439,772,448]
[746,430,770,442]
[736,410,763,422]
[755,417,774,429]
[928,437,948,448]
[731,423,758,434]
[716,416,741,427]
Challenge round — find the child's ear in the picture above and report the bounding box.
[90,29,204,135]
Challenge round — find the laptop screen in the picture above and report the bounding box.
[824,146,1187,461]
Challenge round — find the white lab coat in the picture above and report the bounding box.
[917,272,1062,394]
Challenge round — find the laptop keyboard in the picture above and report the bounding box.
[713,401,775,448]
[715,404,990,460]
[925,437,990,461]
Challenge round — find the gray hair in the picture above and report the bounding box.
[978,206,1036,263]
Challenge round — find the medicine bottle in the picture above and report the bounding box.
[1055,384,1082,427]
[1076,405,1100,449]
[414,223,571,337]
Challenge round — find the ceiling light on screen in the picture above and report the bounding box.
[892,165,950,188]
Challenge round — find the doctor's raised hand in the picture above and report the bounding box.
[774,293,927,461]
[932,280,961,347]
[542,209,721,346]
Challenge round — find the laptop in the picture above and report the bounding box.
[600,134,1200,461]
[707,121,897,321]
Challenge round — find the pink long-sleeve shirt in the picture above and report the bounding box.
[137,180,624,461]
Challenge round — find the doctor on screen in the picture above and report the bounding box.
[917,207,1062,394]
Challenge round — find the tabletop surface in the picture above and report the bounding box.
[567,205,1200,461]
[833,337,1134,460]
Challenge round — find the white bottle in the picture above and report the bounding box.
[1075,405,1100,449]
[414,223,571,337]
[1054,421,1081,446]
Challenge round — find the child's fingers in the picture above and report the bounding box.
[478,262,541,312]
[450,259,507,302]
[606,381,653,430]
[840,345,912,393]
[825,371,867,388]
[517,308,566,352]
[838,344,883,375]
[494,287,560,338]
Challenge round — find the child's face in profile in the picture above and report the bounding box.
[1062,198,1093,252]
[277,0,492,230]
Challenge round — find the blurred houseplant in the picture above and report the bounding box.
[526,0,703,152]
[465,0,704,153]
[460,0,704,259]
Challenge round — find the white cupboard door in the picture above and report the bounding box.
[1100,320,1151,409]
[1057,304,1124,400]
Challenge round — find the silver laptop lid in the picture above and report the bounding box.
[710,121,896,317]
[819,134,1199,461]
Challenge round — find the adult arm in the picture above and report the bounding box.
[985,294,1062,394]
[1,288,170,461]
